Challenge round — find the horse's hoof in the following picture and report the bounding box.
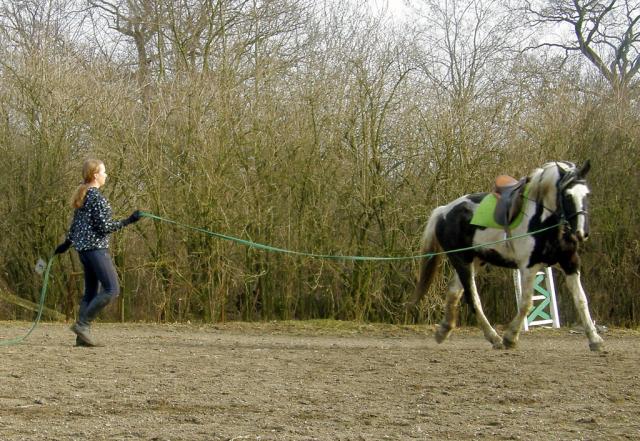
[502,336,518,349]
[589,341,604,352]
[492,341,505,350]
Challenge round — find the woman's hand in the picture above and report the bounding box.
[54,239,72,254]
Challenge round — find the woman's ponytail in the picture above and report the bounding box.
[71,184,91,208]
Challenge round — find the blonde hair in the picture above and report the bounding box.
[71,159,104,208]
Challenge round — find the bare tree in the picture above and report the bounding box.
[87,0,160,104]
[523,0,640,97]
[406,0,523,185]
[0,0,82,52]
[411,0,521,102]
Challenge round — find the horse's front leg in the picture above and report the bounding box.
[503,267,539,349]
[566,272,604,352]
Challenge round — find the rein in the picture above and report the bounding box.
[523,195,586,223]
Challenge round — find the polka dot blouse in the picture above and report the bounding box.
[67,187,126,251]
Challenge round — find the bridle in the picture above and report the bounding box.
[525,165,589,232]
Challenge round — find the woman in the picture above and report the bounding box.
[54,159,142,347]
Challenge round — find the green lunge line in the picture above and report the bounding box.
[141,211,562,261]
[0,256,54,346]
[0,213,561,346]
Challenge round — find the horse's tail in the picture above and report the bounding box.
[406,207,444,322]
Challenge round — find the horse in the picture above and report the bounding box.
[409,160,604,352]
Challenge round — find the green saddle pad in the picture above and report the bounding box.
[470,186,529,230]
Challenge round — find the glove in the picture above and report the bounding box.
[54,239,72,255]
[122,210,142,226]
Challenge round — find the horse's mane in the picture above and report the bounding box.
[527,161,577,205]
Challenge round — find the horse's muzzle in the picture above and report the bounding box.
[574,212,589,242]
[575,230,589,242]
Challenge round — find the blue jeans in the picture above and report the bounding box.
[77,249,120,326]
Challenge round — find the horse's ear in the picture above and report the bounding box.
[578,159,591,177]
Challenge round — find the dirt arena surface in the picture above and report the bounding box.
[1,321,639,441]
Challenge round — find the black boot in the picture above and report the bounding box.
[71,321,97,346]
[75,335,103,347]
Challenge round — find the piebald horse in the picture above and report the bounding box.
[410,161,603,351]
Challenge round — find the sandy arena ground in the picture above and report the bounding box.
[0,321,639,440]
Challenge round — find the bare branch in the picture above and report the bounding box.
[521,0,640,96]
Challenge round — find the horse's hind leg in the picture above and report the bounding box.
[566,272,604,352]
[435,274,463,343]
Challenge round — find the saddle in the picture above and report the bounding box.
[493,175,527,228]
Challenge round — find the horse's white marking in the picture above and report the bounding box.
[567,183,590,238]
[565,272,603,349]
[467,264,503,347]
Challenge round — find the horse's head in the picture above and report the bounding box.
[555,160,591,242]
[532,160,592,242]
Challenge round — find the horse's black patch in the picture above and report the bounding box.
[467,192,487,204]
[436,199,478,262]
[527,196,580,273]
[476,249,518,268]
